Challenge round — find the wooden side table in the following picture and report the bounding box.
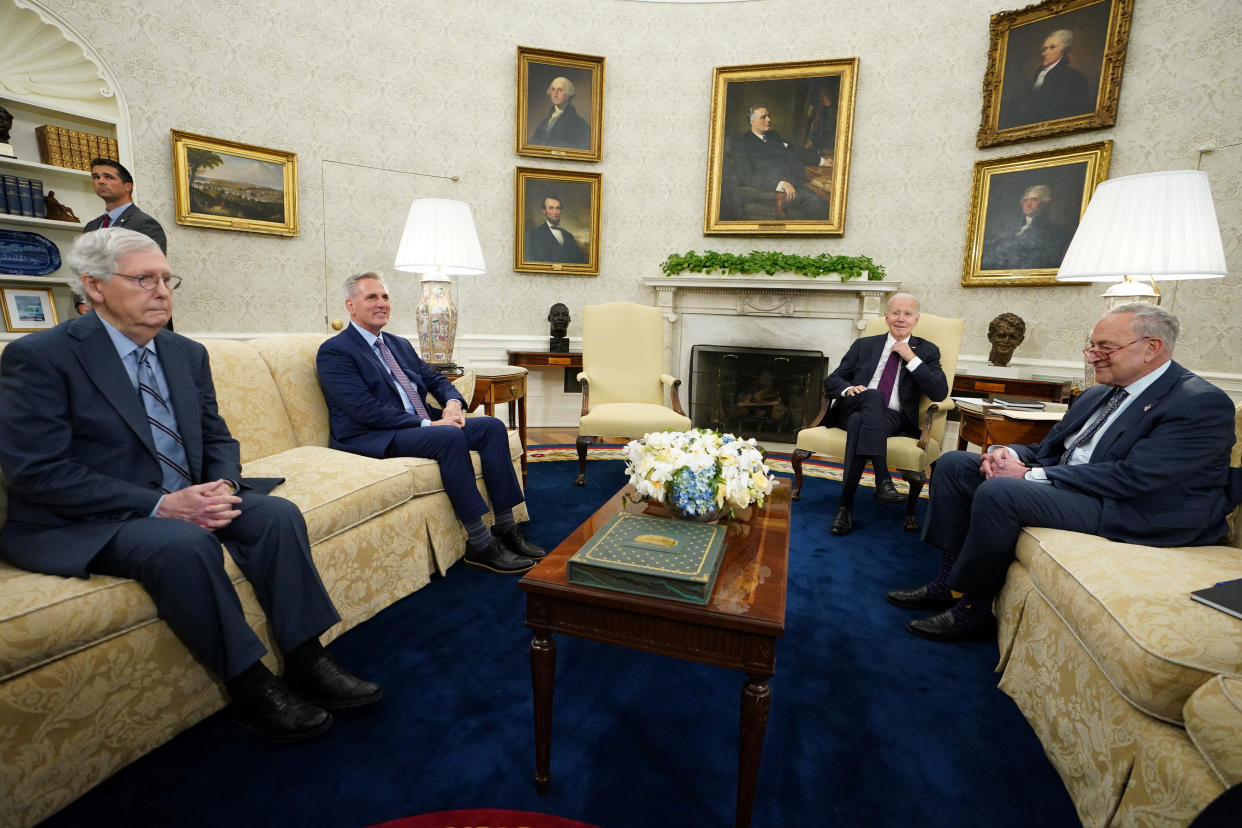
[956,407,1062,452]
[953,374,1072,403]
[468,367,528,483]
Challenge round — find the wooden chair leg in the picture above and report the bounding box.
[574,435,596,486]
[790,448,813,502]
[902,469,925,532]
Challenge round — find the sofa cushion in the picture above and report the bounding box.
[199,339,300,464]
[251,335,334,449]
[242,446,413,545]
[1017,527,1242,724]
[1185,675,1242,788]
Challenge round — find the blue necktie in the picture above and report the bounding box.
[1060,386,1127,465]
[136,348,192,493]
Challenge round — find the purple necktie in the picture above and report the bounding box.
[375,336,431,420]
[876,351,901,404]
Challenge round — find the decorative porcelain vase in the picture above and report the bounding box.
[417,273,456,364]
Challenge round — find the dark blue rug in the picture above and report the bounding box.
[41,461,1076,828]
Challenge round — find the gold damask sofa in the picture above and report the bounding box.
[0,334,526,828]
[993,402,1242,827]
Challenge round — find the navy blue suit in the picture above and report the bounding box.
[316,326,523,523]
[926,362,1237,598]
[0,312,339,680]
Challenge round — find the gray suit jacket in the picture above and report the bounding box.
[84,203,167,252]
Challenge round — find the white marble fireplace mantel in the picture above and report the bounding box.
[642,275,902,380]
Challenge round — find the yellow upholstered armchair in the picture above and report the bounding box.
[575,301,692,485]
[791,312,964,531]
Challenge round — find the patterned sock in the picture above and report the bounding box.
[950,595,992,625]
[928,551,958,592]
[493,509,516,533]
[464,517,492,551]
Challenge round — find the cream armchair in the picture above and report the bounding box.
[791,312,964,531]
[575,302,692,485]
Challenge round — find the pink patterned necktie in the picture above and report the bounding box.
[876,351,901,404]
[375,336,431,420]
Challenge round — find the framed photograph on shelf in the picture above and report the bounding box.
[703,58,858,236]
[170,130,299,236]
[976,0,1133,148]
[516,47,605,162]
[1,285,58,332]
[514,167,600,276]
[962,140,1112,287]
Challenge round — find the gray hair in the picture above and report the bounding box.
[343,271,385,301]
[66,228,161,294]
[887,292,920,313]
[1023,185,1052,203]
[547,76,575,98]
[747,104,769,121]
[1107,302,1179,353]
[1047,29,1074,50]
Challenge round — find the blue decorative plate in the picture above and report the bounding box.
[0,229,62,276]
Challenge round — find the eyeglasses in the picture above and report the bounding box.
[112,272,183,291]
[1082,337,1149,360]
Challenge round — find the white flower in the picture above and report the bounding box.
[625,429,775,515]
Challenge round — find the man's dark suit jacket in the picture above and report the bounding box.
[524,223,587,264]
[823,333,949,436]
[83,203,168,252]
[316,326,466,458]
[1001,60,1092,128]
[0,313,256,578]
[1007,362,1235,547]
[530,103,589,149]
[730,130,806,192]
[980,211,1071,271]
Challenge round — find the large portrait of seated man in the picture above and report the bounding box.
[704,59,858,236]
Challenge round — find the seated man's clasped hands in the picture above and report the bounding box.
[887,303,1237,642]
[0,228,381,744]
[316,272,544,575]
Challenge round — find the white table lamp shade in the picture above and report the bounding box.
[1056,170,1227,283]
[394,198,486,276]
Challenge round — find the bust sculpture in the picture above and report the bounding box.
[987,312,1027,367]
[548,302,570,352]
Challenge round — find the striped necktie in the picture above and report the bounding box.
[1060,386,1127,465]
[135,348,192,493]
[375,336,431,420]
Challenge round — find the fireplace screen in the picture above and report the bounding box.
[689,345,827,443]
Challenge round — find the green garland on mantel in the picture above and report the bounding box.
[660,250,887,281]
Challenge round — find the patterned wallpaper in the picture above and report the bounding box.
[36,0,1242,375]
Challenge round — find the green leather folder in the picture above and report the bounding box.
[567,512,727,605]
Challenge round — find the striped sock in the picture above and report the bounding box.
[493,509,516,533]
[464,518,492,551]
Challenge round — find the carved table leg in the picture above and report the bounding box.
[736,674,771,828]
[531,632,556,794]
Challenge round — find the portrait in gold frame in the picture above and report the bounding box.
[514,167,601,276]
[703,58,858,236]
[976,0,1133,148]
[962,141,1112,287]
[516,47,605,163]
[170,130,299,237]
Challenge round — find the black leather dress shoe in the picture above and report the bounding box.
[465,537,535,574]
[493,524,547,559]
[886,583,958,611]
[873,479,905,504]
[285,650,383,710]
[906,607,996,643]
[233,674,333,743]
[829,505,853,536]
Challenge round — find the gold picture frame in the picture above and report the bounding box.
[976,0,1133,148]
[1,285,58,332]
[170,130,299,236]
[514,167,601,276]
[516,47,605,162]
[962,140,1112,287]
[703,58,858,236]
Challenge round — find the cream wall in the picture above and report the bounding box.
[37,0,1242,379]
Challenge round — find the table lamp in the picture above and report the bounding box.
[1055,170,1227,309]
[394,198,486,369]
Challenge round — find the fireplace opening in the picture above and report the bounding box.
[689,345,827,443]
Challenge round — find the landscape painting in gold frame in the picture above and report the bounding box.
[1,285,58,332]
[703,58,858,236]
[516,47,605,163]
[514,167,601,276]
[976,0,1133,148]
[171,130,299,236]
[962,140,1111,287]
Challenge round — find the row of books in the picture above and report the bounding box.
[1,174,47,218]
[35,125,119,172]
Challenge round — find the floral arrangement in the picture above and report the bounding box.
[623,429,775,520]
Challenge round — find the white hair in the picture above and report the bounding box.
[1047,29,1074,50]
[66,228,162,294]
[547,76,575,98]
[1106,302,1180,353]
[342,271,385,301]
[887,292,920,313]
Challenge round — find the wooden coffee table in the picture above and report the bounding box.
[520,479,791,828]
